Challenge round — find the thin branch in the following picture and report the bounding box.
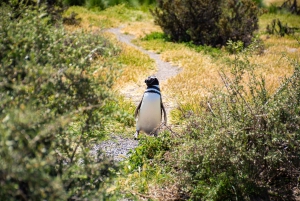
[218,71,253,115]
[207,101,216,117]
[264,67,299,106]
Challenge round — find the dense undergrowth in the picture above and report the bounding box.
[0,3,133,200]
[1,0,300,200]
[125,48,300,200]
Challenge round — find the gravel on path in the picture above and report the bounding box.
[96,26,181,162]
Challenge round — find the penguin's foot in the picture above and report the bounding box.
[134,131,139,140]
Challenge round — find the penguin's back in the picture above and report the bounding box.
[137,93,161,134]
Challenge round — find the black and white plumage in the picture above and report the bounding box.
[134,76,167,140]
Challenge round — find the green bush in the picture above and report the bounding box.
[169,52,300,200]
[0,4,125,200]
[151,0,259,47]
[266,18,296,36]
[126,131,172,171]
[122,41,300,199]
[64,0,86,6]
[85,0,107,9]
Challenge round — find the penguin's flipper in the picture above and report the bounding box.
[134,99,143,119]
[161,102,167,125]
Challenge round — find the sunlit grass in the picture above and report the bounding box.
[259,12,300,33]
[64,5,156,90]
[264,0,286,6]
[134,36,297,117]
[112,43,156,88]
[64,5,153,30]
[122,21,162,38]
[64,4,299,121]
[62,4,300,200]
[135,38,185,53]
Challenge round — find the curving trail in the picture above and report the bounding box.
[107,27,181,82]
[94,26,181,161]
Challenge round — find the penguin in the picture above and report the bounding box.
[134,76,167,140]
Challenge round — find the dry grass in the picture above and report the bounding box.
[160,40,296,112]
[64,5,153,30]
[161,50,223,109]
[130,10,299,114]
[114,44,156,89]
[135,34,297,112]
[64,4,299,115]
[258,12,300,33]
[64,6,157,91]
[64,6,113,31]
[122,21,162,38]
[264,0,300,6]
[264,0,286,6]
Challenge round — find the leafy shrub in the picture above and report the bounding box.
[126,131,172,171]
[169,52,300,200]
[85,0,107,9]
[0,3,126,200]
[3,0,65,23]
[64,0,86,6]
[252,0,264,7]
[266,18,297,36]
[226,35,265,55]
[151,0,259,47]
[268,3,279,14]
[120,131,174,196]
[63,11,82,25]
[226,40,245,54]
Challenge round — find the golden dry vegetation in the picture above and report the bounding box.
[65,3,300,115]
[264,0,300,6]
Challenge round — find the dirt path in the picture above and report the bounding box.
[107,27,181,113]
[95,26,181,161]
[107,27,181,82]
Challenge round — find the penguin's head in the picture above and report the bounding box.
[145,76,159,87]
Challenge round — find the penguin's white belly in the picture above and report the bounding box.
[137,93,161,134]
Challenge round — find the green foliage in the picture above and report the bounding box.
[151,0,259,47]
[142,31,170,41]
[3,0,66,23]
[185,42,222,57]
[226,40,244,54]
[64,0,86,6]
[252,0,264,7]
[85,0,107,9]
[266,18,297,36]
[63,11,82,25]
[268,3,279,14]
[169,52,300,200]
[126,131,172,172]
[0,3,129,200]
[226,36,264,55]
[65,0,156,9]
